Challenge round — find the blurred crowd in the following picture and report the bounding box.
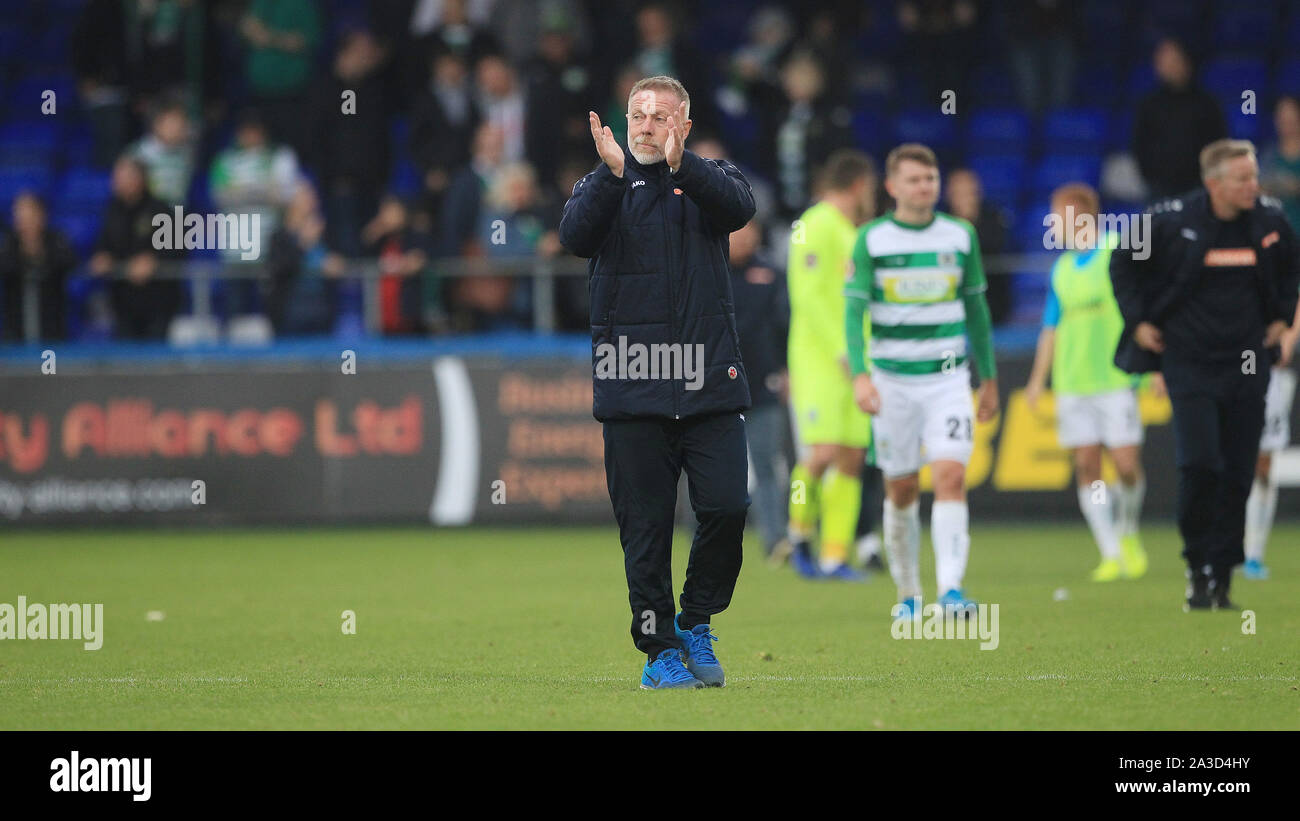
[2,0,1300,344]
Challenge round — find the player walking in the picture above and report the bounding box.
[1024,184,1151,582]
[1244,300,1299,579]
[845,144,999,620]
[785,150,878,580]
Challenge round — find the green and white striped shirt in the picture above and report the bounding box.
[845,212,987,376]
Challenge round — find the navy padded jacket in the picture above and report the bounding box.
[559,144,757,420]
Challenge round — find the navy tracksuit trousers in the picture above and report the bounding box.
[603,411,749,658]
[1166,359,1268,577]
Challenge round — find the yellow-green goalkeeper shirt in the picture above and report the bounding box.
[787,201,865,372]
[844,212,997,378]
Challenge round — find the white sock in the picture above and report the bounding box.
[1245,476,1277,562]
[883,498,921,599]
[1113,475,1145,538]
[819,555,843,573]
[931,500,970,595]
[856,532,882,563]
[1078,484,1121,560]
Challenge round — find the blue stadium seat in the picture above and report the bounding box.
[850,109,887,158]
[0,167,54,207]
[389,114,409,154]
[1013,203,1052,253]
[1126,63,1158,109]
[337,279,364,316]
[1228,107,1266,141]
[0,121,61,164]
[1275,58,1300,96]
[965,108,1031,156]
[63,272,107,342]
[1107,110,1136,152]
[334,311,365,341]
[1202,57,1270,112]
[53,213,101,256]
[852,84,892,117]
[1012,271,1050,321]
[1042,108,1109,154]
[1032,155,1102,195]
[63,130,98,168]
[893,109,958,155]
[388,158,421,199]
[966,155,1026,211]
[55,166,111,212]
[5,74,77,117]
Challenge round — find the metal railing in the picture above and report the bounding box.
[11,252,1059,342]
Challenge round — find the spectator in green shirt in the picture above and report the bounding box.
[127,98,196,207]
[241,0,321,159]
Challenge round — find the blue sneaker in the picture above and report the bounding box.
[675,615,724,687]
[892,595,922,622]
[938,588,978,618]
[640,648,704,690]
[791,540,822,579]
[1242,559,1270,580]
[822,562,868,582]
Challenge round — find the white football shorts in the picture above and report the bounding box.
[1055,388,1143,450]
[871,365,976,478]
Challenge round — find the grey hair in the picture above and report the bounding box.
[627,75,690,120]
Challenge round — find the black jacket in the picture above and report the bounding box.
[408,83,482,181]
[1110,188,1300,376]
[558,146,757,421]
[730,251,788,408]
[1133,84,1228,199]
[306,71,391,190]
[0,229,77,342]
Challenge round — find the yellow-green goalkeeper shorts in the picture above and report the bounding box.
[789,361,873,449]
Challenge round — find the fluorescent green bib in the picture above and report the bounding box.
[1050,244,1135,395]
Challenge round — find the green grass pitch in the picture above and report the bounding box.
[2,523,1297,729]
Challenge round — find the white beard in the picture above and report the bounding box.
[630,143,663,164]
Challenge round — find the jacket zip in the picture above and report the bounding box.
[661,164,680,419]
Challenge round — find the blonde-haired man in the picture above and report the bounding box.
[1111,139,1300,611]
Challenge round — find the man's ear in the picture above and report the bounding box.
[681,119,692,141]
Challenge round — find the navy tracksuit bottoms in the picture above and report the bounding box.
[603,411,749,658]
[1168,373,1267,577]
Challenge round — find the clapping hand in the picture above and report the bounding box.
[665,99,688,172]
[588,111,624,178]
